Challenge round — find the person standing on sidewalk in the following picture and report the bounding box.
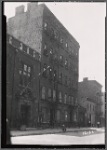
[62,124,66,132]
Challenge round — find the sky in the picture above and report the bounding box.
[4,2,106,91]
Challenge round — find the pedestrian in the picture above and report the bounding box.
[97,122,100,128]
[62,124,66,132]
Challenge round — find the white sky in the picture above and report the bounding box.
[4,2,106,91]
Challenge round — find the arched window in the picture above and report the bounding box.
[42,86,46,100]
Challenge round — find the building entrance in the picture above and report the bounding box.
[20,104,31,126]
[50,109,55,127]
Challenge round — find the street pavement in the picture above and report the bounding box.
[11,128,105,145]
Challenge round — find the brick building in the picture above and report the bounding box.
[7,3,80,129]
[99,92,105,127]
[78,97,96,126]
[78,77,103,126]
[7,34,40,129]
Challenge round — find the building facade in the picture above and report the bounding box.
[7,34,40,129]
[78,97,96,126]
[78,77,103,126]
[7,3,80,129]
[100,92,105,127]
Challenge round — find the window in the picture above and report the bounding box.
[76,52,78,56]
[43,44,48,56]
[56,110,61,121]
[68,96,71,104]
[59,55,63,65]
[24,64,27,71]
[29,49,33,56]
[33,51,36,58]
[68,78,71,87]
[65,76,67,85]
[42,108,50,123]
[59,73,62,83]
[75,98,77,105]
[59,92,62,102]
[60,38,63,43]
[64,94,67,103]
[27,47,29,54]
[60,55,63,60]
[49,67,52,80]
[9,36,12,44]
[50,28,54,36]
[19,62,32,86]
[44,22,47,30]
[90,104,91,111]
[50,48,53,55]
[54,31,58,39]
[65,111,68,121]
[48,88,52,98]
[19,43,23,50]
[42,87,46,100]
[53,70,57,81]
[71,97,74,105]
[65,42,68,48]
[53,53,57,60]
[42,64,47,77]
[73,112,77,122]
[65,58,68,68]
[53,90,56,101]
[87,103,89,110]
[39,54,41,61]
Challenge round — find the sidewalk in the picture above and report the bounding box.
[11,127,99,137]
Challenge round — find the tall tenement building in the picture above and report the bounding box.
[7,3,80,129]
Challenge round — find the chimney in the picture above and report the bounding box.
[15,5,25,16]
[27,2,38,12]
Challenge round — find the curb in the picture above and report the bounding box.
[11,128,98,137]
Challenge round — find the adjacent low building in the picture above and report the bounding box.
[78,77,103,127]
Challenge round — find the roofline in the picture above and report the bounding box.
[43,4,80,49]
